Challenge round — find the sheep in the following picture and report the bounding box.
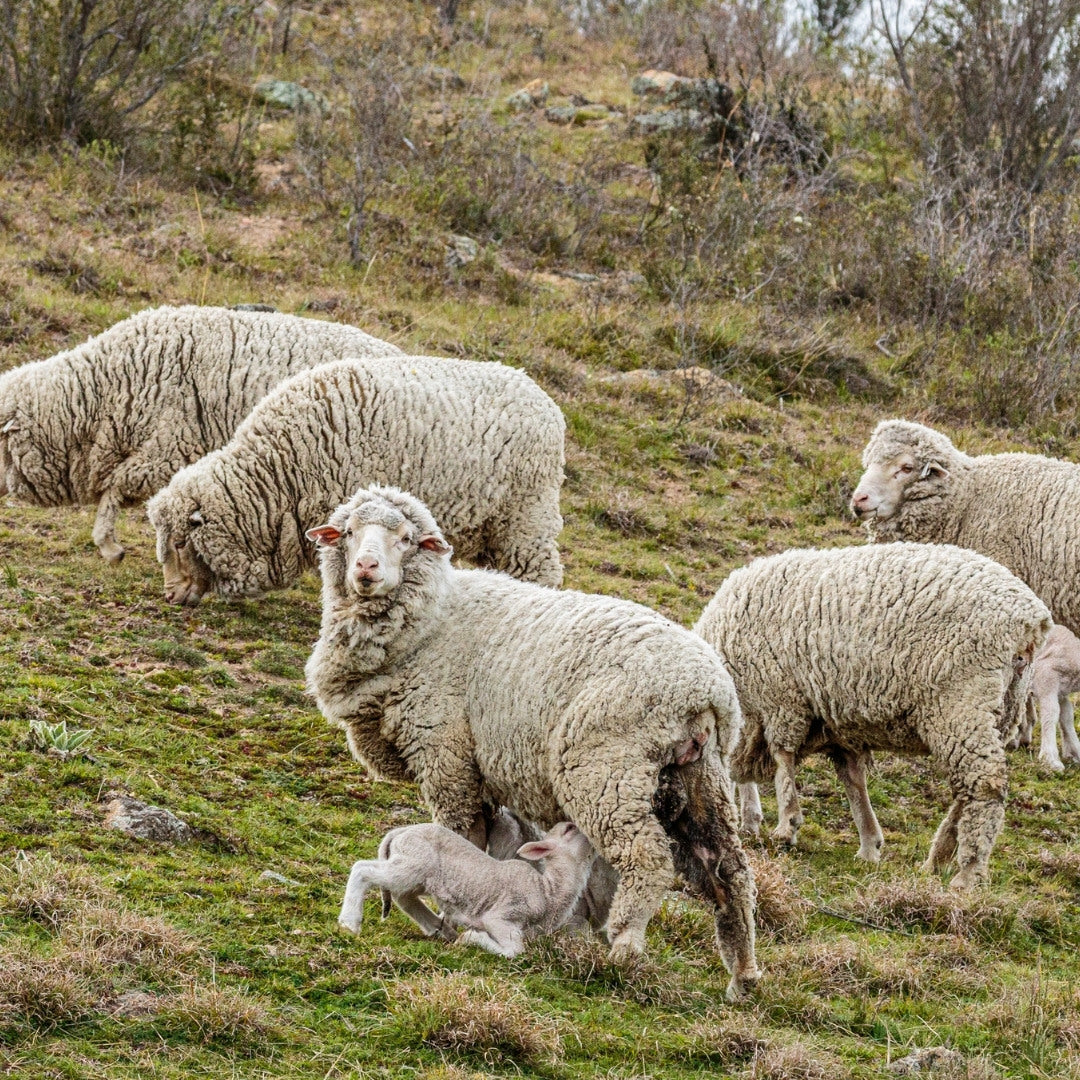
[1011,625,1080,773]
[0,305,402,563]
[338,820,596,957]
[693,543,1051,890]
[146,355,565,605]
[305,485,761,1001]
[851,419,1080,634]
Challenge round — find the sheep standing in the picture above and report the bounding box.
[0,305,401,563]
[339,820,595,957]
[1015,625,1080,773]
[851,419,1080,634]
[305,485,760,1001]
[694,543,1051,889]
[146,355,565,604]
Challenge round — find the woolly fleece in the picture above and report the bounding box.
[306,485,759,1000]
[0,305,401,562]
[146,354,565,600]
[694,542,1051,888]
[856,419,1080,633]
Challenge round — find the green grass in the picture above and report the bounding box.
[3,4,1080,1076]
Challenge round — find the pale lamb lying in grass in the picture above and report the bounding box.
[339,821,595,957]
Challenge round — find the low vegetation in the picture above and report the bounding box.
[2,0,1080,1077]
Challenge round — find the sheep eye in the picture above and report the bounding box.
[898,464,915,475]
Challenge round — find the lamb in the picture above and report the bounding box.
[339,820,596,957]
[146,355,565,604]
[1012,625,1080,773]
[0,305,402,563]
[851,419,1080,634]
[305,485,760,1001]
[693,543,1051,890]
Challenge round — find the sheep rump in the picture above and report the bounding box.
[694,542,1051,889]
[306,485,760,1001]
[852,418,1080,634]
[146,354,565,603]
[0,304,401,563]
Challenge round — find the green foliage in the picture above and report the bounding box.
[27,719,93,758]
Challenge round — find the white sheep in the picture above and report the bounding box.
[146,355,565,604]
[851,419,1080,634]
[0,305,401,563]
[1012,625,1080,773]
[305,485,760,1001]
[339,820,596,957]
[694,543,1051,889]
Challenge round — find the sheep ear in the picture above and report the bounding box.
[517,839,557,861]
[418,534,451,555]
[306,525,342,547]
[919,461,948,481]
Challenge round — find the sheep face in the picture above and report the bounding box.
[850,452,949,521]
[308,489,451,600]
[154,509,214,606]
[516,821,595,865]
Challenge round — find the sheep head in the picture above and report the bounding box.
[308,486,451,601]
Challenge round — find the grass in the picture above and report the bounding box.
[2,2,1080,1077]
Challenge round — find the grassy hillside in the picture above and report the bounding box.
[2,3,1080,1077]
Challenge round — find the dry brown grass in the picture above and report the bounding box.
[388,972,563,1063]
[2,855,106,930]
[0,948,99,1029]
[745,1039,848,1080]
[157,984,280,1044]
[60,904,199,968]
[748,852,810,938]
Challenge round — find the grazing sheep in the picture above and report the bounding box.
[339,820,596,957]
[306,485,760,1001]
[851,419,1080,634]
[146,355,565,604]
[694,543,1051,889]
[1012,625,1080,773]
[0,305,401,563]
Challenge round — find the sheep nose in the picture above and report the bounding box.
[851,492,869,507]
[355,555,381,580]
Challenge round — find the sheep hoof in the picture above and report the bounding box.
[100,544,126,565]
[338,916,362,935]
[725,967,762,1003]
[1038,757,1065,775]
[948,867,985,891]
[607,930,645,964]
[855,844,882,864]
[770,826,798,848]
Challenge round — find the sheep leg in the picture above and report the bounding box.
[771,749,803,846]
[1037,690,1065,773]
[92,488,126,564]
[1059,696,1080,764]
[923,798,963,872]
[554,755,673,963]
[415,724,486,838]
[670,759,762,1002]
[482,494,563,588]
[829,748,883,863]
[738,782,764,836]
[459,920,525,958]
[393,891,457,941]
[339,860,382,933]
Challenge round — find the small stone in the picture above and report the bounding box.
[545,105,579,124]
[231,303,277,312]
[506,78,549,111]
[253,79,327,112]
[446,234,479,268]
[259,870,302,887]
[887,1047,965,1075]
[102,793,193,844]
[631,70,693,97]
[631,109,703,133]
[559,271,599,283]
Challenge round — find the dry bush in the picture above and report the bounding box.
[60,904,199,968]
[388,973,563,1063]
[747,852,809,938]
[1033,848,1080,887]
[769,937,928,997]
[746,1039,847,1079]
[158,984,280,1044]
[681,1016,772,1066]
[0,0,253,148]
[0,947,100,1029]
[2,855,106,930]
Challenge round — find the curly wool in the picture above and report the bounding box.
[0,305,400,562]
[306,485,759,999]
[147,355,565,599]
[858,419,1080,633]
[694,542,1051,888]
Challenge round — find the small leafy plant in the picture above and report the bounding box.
[28,719,94,759]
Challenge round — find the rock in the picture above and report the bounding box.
[253,79,327,112]
[421,64,466,91]
[259,870,302,887]
[547,103,615,125]
[545,105,579,124]
[558,270,599,283]
[102,793,193,844]
[631,70,693,97]
[231,303,277,312]
[446,234,479,268]
[887,1047,965,1075]
[632,109,703,133]
[506,78,549,111]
